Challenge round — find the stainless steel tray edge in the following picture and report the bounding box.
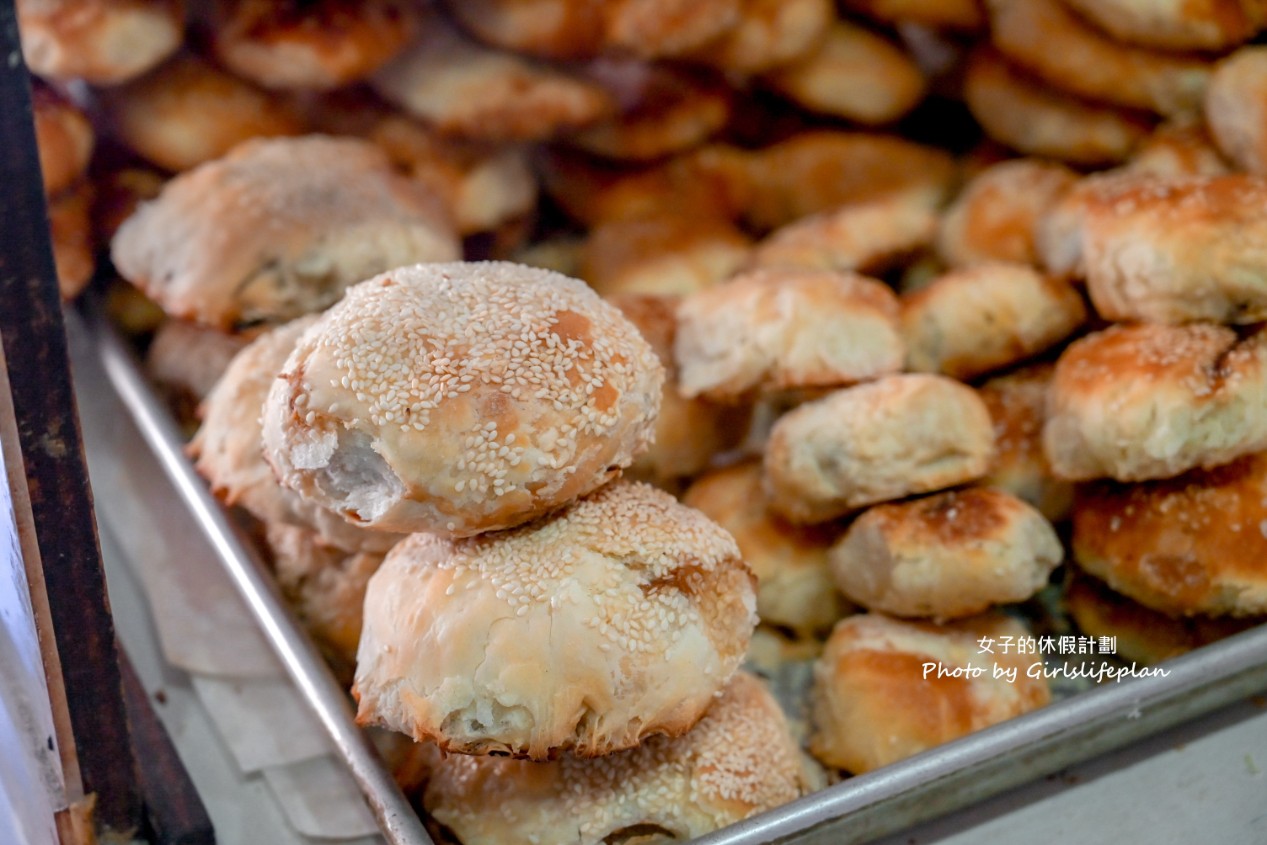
[83,305,1267,845]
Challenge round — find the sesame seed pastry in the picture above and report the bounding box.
[262,262,665,536]
[352,481,757,759]
[421,672,810,845]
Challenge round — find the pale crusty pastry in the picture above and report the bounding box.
[936,159,1077,270]
[809,611,1050,773]
[47,181,95,301]
[764,374,996,523]
[365,115,537,237]
[1060,0,1264,52]
[262,262,664,537]
[674,268,904,402]
[439,0,742,61]
[32,80,93,198]
[900,263,1087,381]
[749,195,939,277]
[978,364,1073,522]
[353,481,757,759]
[1065,569,1261,665]
[208,0,420,90]
[98,51,304,173]
[264,522,386,679]
[1043,323,1267,482]
[684,460,849,638]
[608,294,749,486]
[17,0,184,84]
[371,11,614,142]
[189,316,404,554]
[839,0,985,31]
[569,63,733,162]
[688,0,834,76]
[761,19,927,126]
[963,48,1152,166]
[581,214,752,298]
[743,131,958,233]
[145,318,250,407]
[422,672,808,845]
[986,0,1212,118]
[1077,175,1267,325]
[1205,47,1267,175]
[1072,453,1267,617]
[829,487,1062,621]
[111,135,460,329]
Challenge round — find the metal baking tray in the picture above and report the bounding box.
[79,303,1267,845]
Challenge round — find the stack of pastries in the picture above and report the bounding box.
[20,0,1267,840]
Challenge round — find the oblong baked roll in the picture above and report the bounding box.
[111,135,460,329]
[18,0,185,85]
[1072,453,1267,617]
[764,374,996,523]
[809,612,1050,773]
[353,481,757,759]
[262,262,664,536]
[422,672,808,845]
[1206,47,1267,175]
[1079,175,1267,325]
[829,487,1062,621]
[32,80,94,198]
[674,268,904,401]
[1043,323,1267,482]
[900,263,1086,381]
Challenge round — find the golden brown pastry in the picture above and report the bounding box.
[262,262,664,537]
[829,487,1062,621]
[674,268,904,402]
[764,374,996,523]
[580,214,752,298]
[47,181,95,300]
[978,363,1073,522]
[986,0,1212,118]
[687,0,833,76]
[1072,453,1267,617]
[98,51,304,172]
[607,294,749,486]
[31,80,94,198]
[111,135,460,329]
[371,10,614,142]
[1205,47,1267,175]
[900,263,1086,381]
[963,48,1152,166]
[1060,0,1263,52]
[353,481,757,759]
[1076,175,1267,325]
[1123,120,1232,179]
[208,0,420,90]
[761,19,927,126]
[684,459,849,637]
[422,673,809,845]
[809,612,1050,773]
[936,158,1077,270]
[17,0,185,84]
[1043,323,1267,482]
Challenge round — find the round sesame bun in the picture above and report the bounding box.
[829,487,1063,621]
[764,374,996,524]
[1060,0,1262,52]
[262,262,664,537]
[1043,323,1267,482]
[809,612,1050,774]
[684,459,850,638]
[674,268,904,402]
[1206,48,1267,175]
[936,158,1077,270]
[1072,453,1267,617]
[190,316,404,554]
[111,135,460,330]
[18,0,184,85]
[1065,569,1260,666]
[352,481,757,759]
[901,263,1086,381]
[421,672,808,845]
[978,363,1073,522]
[32,80,94,198]
[209,0,420,90]
[1079,175,1267,325]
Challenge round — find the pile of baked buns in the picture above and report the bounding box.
[22,0,1267,840]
